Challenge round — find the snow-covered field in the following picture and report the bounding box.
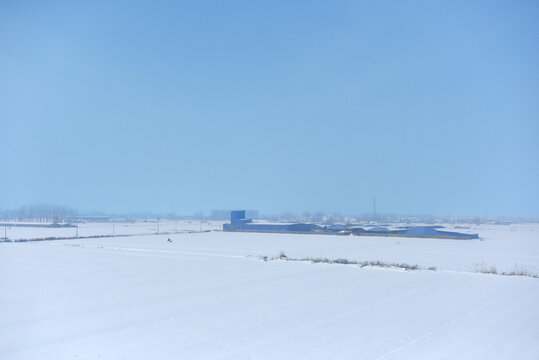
[1,220,223,240]
[1,223,538,359]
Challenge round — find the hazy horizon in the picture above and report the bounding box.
[1,203,536,221]
[2,1,538,217]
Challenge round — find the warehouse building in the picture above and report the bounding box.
[223,210,478,239]
[223,210,319,233]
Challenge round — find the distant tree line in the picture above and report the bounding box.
[0,205,77,223]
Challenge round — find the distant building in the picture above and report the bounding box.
[223,210,319,233]
[223,210,479,239]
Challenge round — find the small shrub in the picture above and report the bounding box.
[335,258,354,265]
[478,266,498,275]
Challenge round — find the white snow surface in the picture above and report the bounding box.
[2,220,223,240]
[1,223,539,359]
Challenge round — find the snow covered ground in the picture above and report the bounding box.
[1,224,538,359]
[1,220,223,240]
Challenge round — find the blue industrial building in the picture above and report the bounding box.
[223,210,478,239]
[223,210,319,233]
[355,225,479,239]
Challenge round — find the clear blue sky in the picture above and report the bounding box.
[1,0,538,216]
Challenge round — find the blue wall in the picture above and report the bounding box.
[231,210,246,222]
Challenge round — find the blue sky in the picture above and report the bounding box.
[1,0,538,216]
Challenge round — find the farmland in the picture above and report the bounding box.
[1,223,538,359]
